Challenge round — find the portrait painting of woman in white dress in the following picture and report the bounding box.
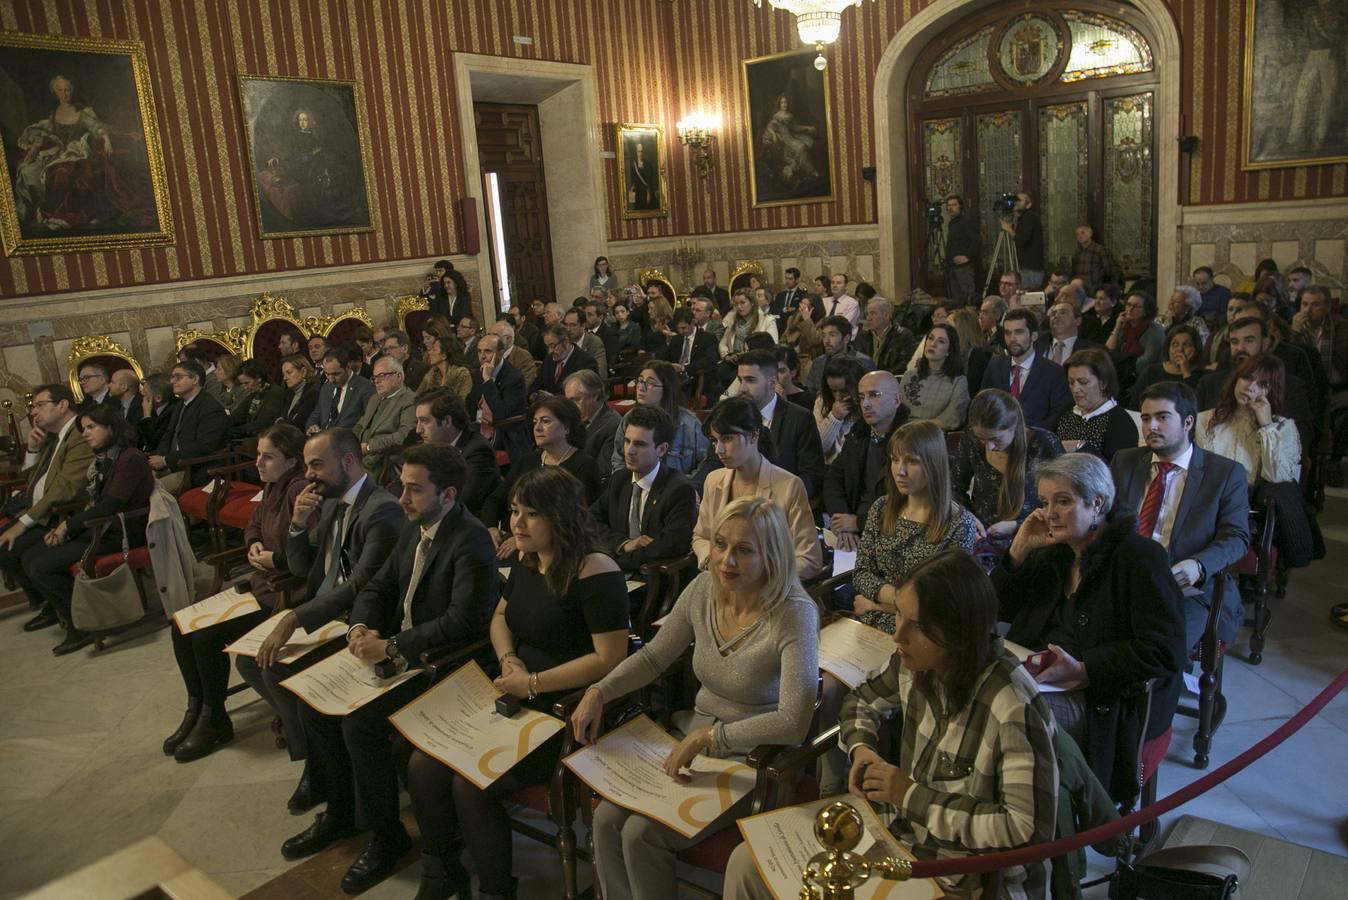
[742,49,834,207]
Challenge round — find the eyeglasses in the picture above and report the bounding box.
[169,373,190,381]
[635,379,662,390]
[31,399,59,408]
[372,372,400,381]
[77,374,105,383]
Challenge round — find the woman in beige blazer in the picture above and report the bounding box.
[692,397,822,580]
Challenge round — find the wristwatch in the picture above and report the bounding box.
[384,636,409,675]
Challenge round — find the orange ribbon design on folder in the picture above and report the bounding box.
[187,598,259,631]
[675,763,753,830]
[478,717,557,781]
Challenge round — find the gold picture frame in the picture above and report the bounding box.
[1241,0,1348,171]
[237,75,377,239]
[742,49,835,209]
[0,31,174,256]
[614,123,669,220]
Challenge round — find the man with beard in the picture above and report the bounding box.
[1112,382,1249,646]
[979,309,1072,430]
[234,427,403,816]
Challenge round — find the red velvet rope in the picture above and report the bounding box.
[902,665,1348,879]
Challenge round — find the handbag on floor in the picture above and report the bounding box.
[71,513,145,632]
[1110,844,1248,899]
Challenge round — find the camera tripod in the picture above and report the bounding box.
[924,215,945,275]
[983,220,1019,296]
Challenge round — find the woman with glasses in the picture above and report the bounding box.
[608,360,709,475]
[692,397,822,579]
[1105,290,1166,387]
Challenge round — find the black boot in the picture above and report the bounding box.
[287,761,325,814]
[173,708,233,762]
[52,628,93,655]
[162,699,202,755]
[413,851,471,900]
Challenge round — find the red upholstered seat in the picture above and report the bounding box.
[71,545,152,578]
[496,450,510,468]
[676,774,820,874]
[180,481,255,521]
[218,495,259,530]
[512,783,551,814]
[1141,727,1171,785]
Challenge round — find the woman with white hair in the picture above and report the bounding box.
[571,496,820,900]
[992,451,1186,803]
[1162,284,1210,346]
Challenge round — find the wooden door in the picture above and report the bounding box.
[474,102,555,311]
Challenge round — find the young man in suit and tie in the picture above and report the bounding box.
[530,324,598,397]
[235,427,404,813]
[412,389,501,517]
[352,357,418,476]
[468,333,529,460]
[306,348,374,434]
[564,307,608,380]
[0,384,94,630]
[662,307,720,402]
[772,267,804,328]
[980,308,1073,430]
[148,361,229,491]
[591,405,696,574]
[284,443,498,894]
[1111,381,1250,646]
[107,369,144,424]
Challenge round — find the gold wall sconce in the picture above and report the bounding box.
[676,113,720,178]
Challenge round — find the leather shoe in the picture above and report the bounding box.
[341,829,412,894]
[414,851,471,900]
[162,700,202,755]
[281,811,359,860]
[173,710,233,763]
[287,763,325,814]
[23,608,59,632]
[52,630,93,656]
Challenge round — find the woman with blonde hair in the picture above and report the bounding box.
[719,289,779,360]
[948,305,992,390]
[852,420,979,632]
[213,353,247,413]
[572,495,820,900]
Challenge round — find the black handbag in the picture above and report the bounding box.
[1110,844,1247,900]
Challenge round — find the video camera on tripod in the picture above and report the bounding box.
[991,192,1017,217]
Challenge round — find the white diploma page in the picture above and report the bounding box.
[737,795,941,900]
[389,661,565,790]
[222,615,347,664]
[171,585,262,635]
[279,647,422,716]
[818,618,895,689]
[563,714,756,840]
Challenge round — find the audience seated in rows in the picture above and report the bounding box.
[813,356,865,463]
[981,308,1073,430]
[149,361,229,492]
[307,348,374,433]
[352,356,417,476]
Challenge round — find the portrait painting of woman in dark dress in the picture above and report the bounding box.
[238,75,374,239]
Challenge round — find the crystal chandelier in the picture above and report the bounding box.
[753,1,874,70]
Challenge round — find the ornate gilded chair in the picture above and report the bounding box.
[241,294,307,374]
[66,336,145,403]
[729,260,765,297]
[637,268,678,308]
[395,294,432,348]
[304,307,374,352]
[174,327,245,367]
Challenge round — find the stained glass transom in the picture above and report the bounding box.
[1061,11,1153,82]
[1103,93,1154,276]
[997,15,1062,86]
[976,112,1022,270]
[925,27,995,99]
[1038,102,1089,272]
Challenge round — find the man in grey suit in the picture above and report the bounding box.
[565,369,621,480]
[234,427,403,813]
[353,357,417,476]
[306,347,374,433]
[1110,381,1250,646]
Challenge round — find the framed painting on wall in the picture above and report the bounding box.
[0,31,173,256]
[614,123,669,220]
[238,75,375,239]
[741,49,834,208]
[1242,0,1348,170]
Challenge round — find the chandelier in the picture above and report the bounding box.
[752,1,874,69]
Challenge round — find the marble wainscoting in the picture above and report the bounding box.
[603,224,883,299]
[1179,198,1348,291]
[0,256,481,407]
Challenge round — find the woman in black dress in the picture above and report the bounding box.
[406,466,629,900]
[1128,324,1207,408]
[1056,348,1138,462]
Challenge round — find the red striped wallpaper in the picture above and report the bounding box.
[1,0,1344,300]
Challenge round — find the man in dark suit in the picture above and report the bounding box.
[662,307,721,401]
[285,443,498,894]
[693,349,826,500]
[468,333,529,461]
[148,361,229,491]
[107,369,144,424]
[822,371,907,550]
[772,266,804,328]
[564,369,621,480]
[980,309,1073,430]
[380,330,428,391]
[306,347,375,434]
[585,300,620,366]
[1034,298,1100,365]
[412,389,501,517]
[530,324,598,397]
[1111,382,1250,646]
[699,268,731,317]
[591,405,696,574]
[235,427,404,811]
[74,363,114,413]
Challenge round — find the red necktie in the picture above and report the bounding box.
[1135,461,1174,539]
[1010,364,1023,398]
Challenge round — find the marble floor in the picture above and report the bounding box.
[2,489,1347,899]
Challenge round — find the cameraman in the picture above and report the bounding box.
[943,195,980,305]
[1000,192,1044,289]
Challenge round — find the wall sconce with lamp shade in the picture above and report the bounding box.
[676,113,720,178]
